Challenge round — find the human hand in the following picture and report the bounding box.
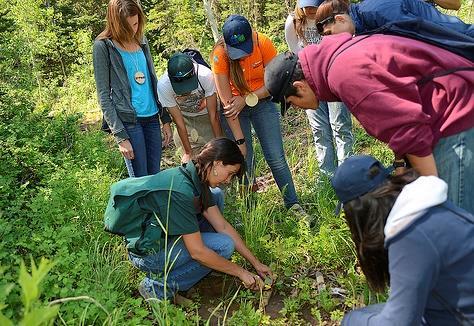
[223,96,246,120]
[239,270,264,291]
[162,123,172,147]
[118,139,134,160]
[181,152,192,164]
[254,262,273,280]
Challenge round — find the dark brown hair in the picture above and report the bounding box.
[283,60,305,99]
[194,137,245,200]
[343,168,419,292]
[97,0,145,47]
[315,0,350,23]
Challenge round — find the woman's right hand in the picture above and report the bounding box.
[118,139,134,160]
[239,270,264,291]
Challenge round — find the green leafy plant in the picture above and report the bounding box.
[0,258,59,326]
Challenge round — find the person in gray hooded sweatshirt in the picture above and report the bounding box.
[331,155,474,325]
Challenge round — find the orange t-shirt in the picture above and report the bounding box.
[211,32,277,96]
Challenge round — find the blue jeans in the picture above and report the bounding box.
[129,187,229,299]
[306,101,353,176]
[130,233,234,300]
[220,99,298,208]
[123,115,162,177]
[433,127,474,214]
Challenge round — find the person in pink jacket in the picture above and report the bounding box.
[264,33,474,214]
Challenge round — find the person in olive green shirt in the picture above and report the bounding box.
[105,138,272,301]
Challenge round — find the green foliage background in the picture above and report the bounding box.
[0,0,472,323]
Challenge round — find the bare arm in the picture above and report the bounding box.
[203,206,272,278]
[406,153,438,176]
[205,93,222,137]
[182,231,263,290]
[434,0,460,10]
[167,106,193,163]
[214,73,247,156]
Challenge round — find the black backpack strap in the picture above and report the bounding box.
[326,35,373,76]
[417,67,474,86]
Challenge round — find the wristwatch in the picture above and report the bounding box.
[235,138,245,145]
[245,93,259,107]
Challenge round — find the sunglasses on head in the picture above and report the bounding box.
[316,15,337,34]
[170,68,195,83]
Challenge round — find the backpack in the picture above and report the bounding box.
[182,48,211,69]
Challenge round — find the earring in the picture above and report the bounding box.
[213,168,218,176]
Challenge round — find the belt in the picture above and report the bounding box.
[136,113,159,122]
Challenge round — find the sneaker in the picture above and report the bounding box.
[288,203,315,226]
[138,283,154,300]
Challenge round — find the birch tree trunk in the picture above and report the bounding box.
[202,0,219,42]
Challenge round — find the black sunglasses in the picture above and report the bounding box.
[170,68,195,83]
[316,15,337,34]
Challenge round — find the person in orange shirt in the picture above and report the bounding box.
[211,15,307,216]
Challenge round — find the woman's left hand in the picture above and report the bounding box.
[162,123,172,147]
[223,96,246,120]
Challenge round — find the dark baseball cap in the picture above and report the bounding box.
[223,15,253,60]
[331,155,394,214]
[168,53,198,95]
[264,52,298,116]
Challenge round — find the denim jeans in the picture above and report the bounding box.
[306,101,353,176]
[129,187,230,299]
[433,127,474,214]
[123,115,162,177]
[220,99,298,208]
[129,232,234,300]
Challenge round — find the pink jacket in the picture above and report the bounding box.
[299,33,474,158]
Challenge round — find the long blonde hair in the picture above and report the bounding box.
[212,38,252,95]
[97,0,146,47]
[293,2,308,46]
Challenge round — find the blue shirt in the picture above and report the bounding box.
[117,47,158,117]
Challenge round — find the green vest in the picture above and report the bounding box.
[104,163,204,255]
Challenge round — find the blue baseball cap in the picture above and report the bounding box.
[298,0,324,8]
[332,155,394,210]
[223,15,253,60]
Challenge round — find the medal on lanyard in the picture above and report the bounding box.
[130,50,146,85]
[245,92,258,107]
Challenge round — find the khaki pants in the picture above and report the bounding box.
[173,113,215,155]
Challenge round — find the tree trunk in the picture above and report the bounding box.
[202,0,219,42]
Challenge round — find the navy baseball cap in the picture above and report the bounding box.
[332,155,394,213]
[298,0,324,8]
[223,15,253,60]
[264,52,298,116]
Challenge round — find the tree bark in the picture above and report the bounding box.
[202,0,219,42]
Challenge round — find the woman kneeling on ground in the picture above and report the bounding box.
[331,155,474,325]
[105,138,272,301]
